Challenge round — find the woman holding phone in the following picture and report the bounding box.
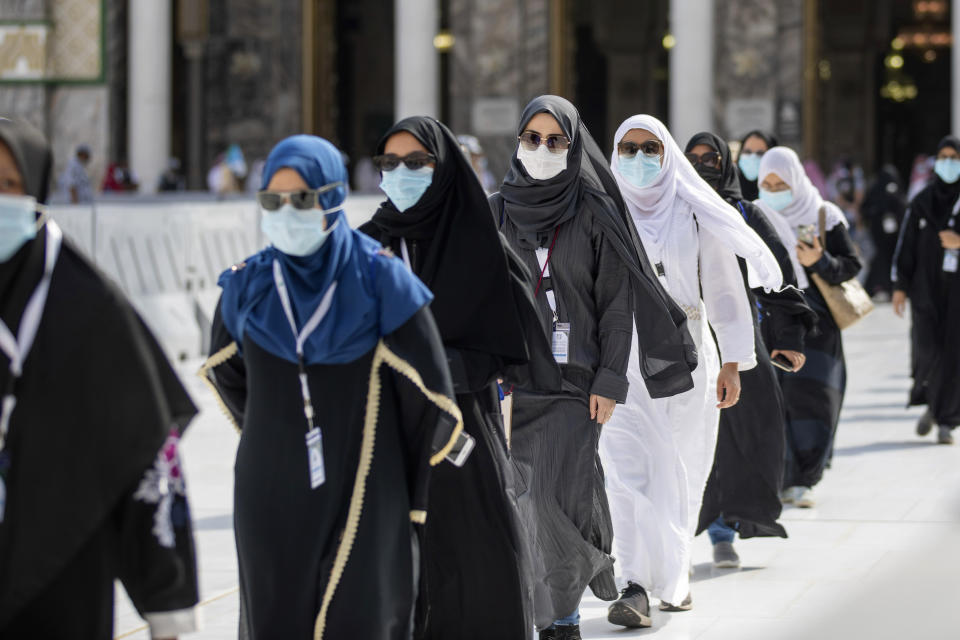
[754,146,862,509]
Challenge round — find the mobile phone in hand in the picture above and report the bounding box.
[771,353,794,372]
[796,224,817,247]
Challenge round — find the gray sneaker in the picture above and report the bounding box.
[607,582,652,628]
[937,426,954,445]
[917,409,935,436]
[713,541,741,569]
[659,591,693,612]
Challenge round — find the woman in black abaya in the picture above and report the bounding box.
[361,116,559,640]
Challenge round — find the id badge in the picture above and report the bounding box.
[944,249,959,273]
[0,475,5,523]
[882,214,898,234]
[305,428,326,489]
[552,322,570,364]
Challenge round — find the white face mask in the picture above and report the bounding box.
[517,144,568,181]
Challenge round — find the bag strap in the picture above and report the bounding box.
[818,205,828,247]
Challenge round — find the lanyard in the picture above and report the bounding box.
[950,197,960,229]
[0,222,63,450]
[272,259,337,431]
[535,229,560,320]
[400,238,412,270]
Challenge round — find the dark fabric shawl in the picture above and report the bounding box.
[737,129,779,202]
[499,95,697,399]
[366,117,531,367]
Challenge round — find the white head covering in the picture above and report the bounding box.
[754,146,848,289]
[610,114,783,291]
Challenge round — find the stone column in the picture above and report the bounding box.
[669,0,714,144]
[395,0,438,120]
[954,0,960,135]
[128,0,172,194]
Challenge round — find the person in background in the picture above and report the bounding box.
[892,135,960,445]
[0,118,200,638]
[908,154,934,202]
[736,130,779,202]
[158,158,186,192]
[60,143,94,203]
[457,134,497,194]
[754,147,862,508]
[862,165,905,300]
[684,132,816,570]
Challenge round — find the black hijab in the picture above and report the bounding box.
[0,118,52,202]
[367,116,529,364]
[738,129,779,201]
[499,95,612,248]
[498,96,698,398]
[686,131,743,203]
[913,135,960,227]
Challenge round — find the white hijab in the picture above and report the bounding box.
[754,146,848,289]
[610,114,783,292]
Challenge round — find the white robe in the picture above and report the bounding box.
[599,207,755,606]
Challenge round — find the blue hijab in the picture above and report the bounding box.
[218,135,432,365]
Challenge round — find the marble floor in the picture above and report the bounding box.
[114,304,960,640]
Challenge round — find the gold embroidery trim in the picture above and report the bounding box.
[313,340,463,640]
[196,341,242,434]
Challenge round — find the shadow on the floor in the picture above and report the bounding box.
[840,413,924,424]
[832,440,938,457]
[841,401,913,410]
[194,513,234,531]
[690,562,764,583]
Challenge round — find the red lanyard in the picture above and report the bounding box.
[534,228,560,296]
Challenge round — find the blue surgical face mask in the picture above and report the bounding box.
[261,202,342,257]
[0,194,40,262]
[738,152,762,181]
[380,165,434,212]
[934,157,960,184]
[618,153,662,188]
[759,188,794,211]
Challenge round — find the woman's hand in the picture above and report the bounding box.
[716,363,741,409]
[796,236,824,267]
[892,290,908,317]
[939,229,960,250]
[771,349,806,372]
[590,394,616,425]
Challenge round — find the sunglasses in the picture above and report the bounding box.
[518,131,571,154]
[685,151,722,169]
[617,140,664,159]
[257,182,342,212]
[372,151,436,172]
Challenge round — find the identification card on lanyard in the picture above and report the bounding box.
[0,222,63,522]
[535,230,569,364]
[945,199,960,273]
[273,260,337,490]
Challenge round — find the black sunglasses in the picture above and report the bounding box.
[372,151,436,172]
[257,182,342,212]
[617,140,664,159]
[685,151,722,169]
[518,131,571,154]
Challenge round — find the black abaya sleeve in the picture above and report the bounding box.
[383,306,461,520]
[200,298,247,430]
[892,205,919,293]
[590,215,632,403]
[116,442,200,633]
[809,224,863,285]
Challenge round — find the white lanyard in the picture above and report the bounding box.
[272,259,337,431]
[400,238,412,270]
[0,222,63,450]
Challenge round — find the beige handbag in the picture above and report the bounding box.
[808,206,874,330]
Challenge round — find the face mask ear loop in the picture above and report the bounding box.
[34,205,49,231]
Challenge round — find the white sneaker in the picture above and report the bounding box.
[780,486,800,504]
[794,487,815,508]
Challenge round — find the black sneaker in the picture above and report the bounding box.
[917,409,934,436]
[539,628,556,640]
[607,581,652,628]
[553,625,582,640]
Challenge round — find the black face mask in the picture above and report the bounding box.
[695,166,723,190]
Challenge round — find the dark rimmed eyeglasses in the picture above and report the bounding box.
[257,182,342,212]
[518,131,571,154]
[617,139,664,159]
[372,151,437,172]
[685,151,722,169]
